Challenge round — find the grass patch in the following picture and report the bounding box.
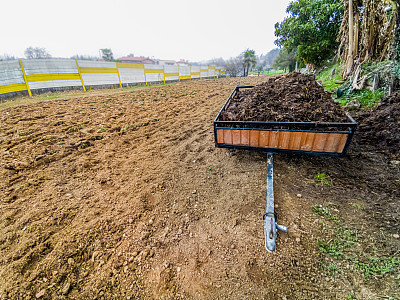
[316,62,343,92]
[249,70,285,76]
[355,256,400,279]
[314,203,399,282]
[337,88,384,108]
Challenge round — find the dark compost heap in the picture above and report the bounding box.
[354,91,400,155]
[219,72,348,123]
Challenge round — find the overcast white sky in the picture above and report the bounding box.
[1,0,291,62]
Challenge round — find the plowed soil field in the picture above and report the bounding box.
[1,77,399,299]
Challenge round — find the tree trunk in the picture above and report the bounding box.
[353,12,359,58]
[346,0,354,75]
[393,2,400,61]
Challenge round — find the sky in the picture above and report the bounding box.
[1,0,292,62]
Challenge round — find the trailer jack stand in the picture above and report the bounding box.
[264,153,287,252]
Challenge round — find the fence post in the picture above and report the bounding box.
[75,60,86,91]
[19,60,32,96]
[116,63,122,88]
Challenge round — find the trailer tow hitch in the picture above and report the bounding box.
[263,153,287,252]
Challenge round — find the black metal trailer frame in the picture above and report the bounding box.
[213,85,357,252]
[214,85,357,157]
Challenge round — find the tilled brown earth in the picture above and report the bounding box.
[0,77,399,299]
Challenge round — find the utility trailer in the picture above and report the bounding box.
[214,85,357,252]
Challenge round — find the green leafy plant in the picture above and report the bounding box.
[354,256,400,279]
[314,172,331,186]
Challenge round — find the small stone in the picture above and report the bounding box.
[36,289,45,298]
[142,250,149,258]
[230,244,235,249]
[66,193,72,198]
[393,234,399,239]
[177,229,183,235]
[92,251,100,262]
[62,282,71,295]
[177,267,181,272]
[124,266,129,273]
[67,258,74,265]
[148,219,153,225]
[296,194,302,198]
[295,237,301,243]
[192,190,197,194]
[132,251,138,257]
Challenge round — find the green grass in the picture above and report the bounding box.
[355,256,400,279]
[316,62,343,92]
[337,88,384,108]
[249,70,285,76]
[314,203,399,282]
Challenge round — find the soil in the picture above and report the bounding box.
[0,77,399,299]
[354,90,400,155]
[220,72,349,122]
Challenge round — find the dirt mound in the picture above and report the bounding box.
[220,72,348,122]
[354,91,400,155]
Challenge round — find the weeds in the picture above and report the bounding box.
[314,172,331,186]
[313,204,339,222]
[354,256,400,279]
[314,203,399,282]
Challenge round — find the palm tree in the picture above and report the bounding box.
[242,49,257,77]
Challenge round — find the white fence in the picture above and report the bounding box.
[0,59,225,97]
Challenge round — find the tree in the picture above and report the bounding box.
[255,64,264,76]
[242,49,257,76]
[274,0,344,67]
[338,0,399,77]
[260,48,281,68]
[273,47,297,72]
[70,54,97,61]
[0,54,17,61]
[223,56,243,77]
[24,47,51,59]
[100,48,114,61]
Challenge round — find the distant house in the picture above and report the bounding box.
[176,59,190,66]
[118,56,156,64]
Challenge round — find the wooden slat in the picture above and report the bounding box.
[324,133,342,152]
[216,129,224,144]
[278,131,290,149]
[249,130,260,147]
[288,132,302,150]
[312,133,329,152]
[223,129,233,144]
[259,131,270,147]
[269,131,279,148]
[301,132,315,151]
[232,130,241,145]
[336,134,349,152]
[240,130,250,146]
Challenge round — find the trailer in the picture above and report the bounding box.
[214,85,357,252]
